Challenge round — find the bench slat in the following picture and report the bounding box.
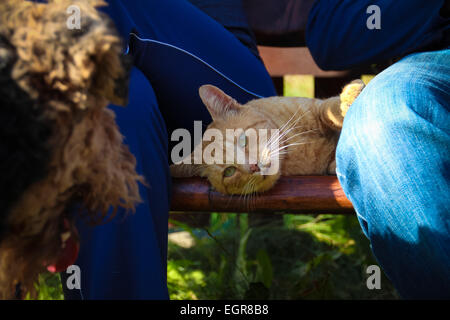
[258,46,350,77]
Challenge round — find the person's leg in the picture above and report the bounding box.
[103,0,276,141]
[336,48,450,299]
[62,68,170,300]
[186,0,261,60]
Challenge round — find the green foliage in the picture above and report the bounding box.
[168,213,399,300]
[26,272,64,300]
[167,260,206,300]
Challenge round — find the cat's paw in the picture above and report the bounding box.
[170,163,201,177]
[170,163,189,177]
[340,79,365,116]
[327,159,337,175]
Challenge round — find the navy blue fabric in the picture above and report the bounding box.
[62,0,275,299]
[187,0,261,59]
[306,0,450,70]
[62,68,171,300]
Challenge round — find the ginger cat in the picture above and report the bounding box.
[171,80,365,195]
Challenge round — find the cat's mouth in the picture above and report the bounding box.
[245,154,275,175]
[246,162,278,177]
[252,169,268,180]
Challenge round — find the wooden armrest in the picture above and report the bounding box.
[170,176,354,214]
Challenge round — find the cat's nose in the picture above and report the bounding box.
[249,164,260,173]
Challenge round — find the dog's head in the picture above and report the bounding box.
[0,0,132,107]
[0,0,141,298]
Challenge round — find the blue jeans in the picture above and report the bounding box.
[336,48,450,299]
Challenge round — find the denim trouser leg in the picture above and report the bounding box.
[336,49,450,299]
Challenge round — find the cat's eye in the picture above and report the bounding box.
[223,166,236,177]
[238,133,247,148]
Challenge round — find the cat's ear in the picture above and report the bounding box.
[318,79,365,131]
[199,85,241,120]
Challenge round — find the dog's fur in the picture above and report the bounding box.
[0,0,142,298]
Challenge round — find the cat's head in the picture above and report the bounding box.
[171,85,282,195]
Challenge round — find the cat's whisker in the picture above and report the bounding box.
[267,121,297,149]
[269,142,313,157]
[242,189,247,208]
[252,190,261,212]
[245,176,258,210]
[285,125,318,138]
[268,138,306,153]
[277,110,311,139]
[273,151,289,156]
[277,141,312,151]
[239,180,251,203]
[244,181,252,210]
[280,111,310,134]
[273,106,302,139]
[278,128,320,146]
[248,181,257,211]
[266,108,309,149]
[266,112,312,151]
[245,175,259,207]
[244,186,250,210]
[267,127,319,156]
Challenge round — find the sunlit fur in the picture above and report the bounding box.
[171,81,365,199]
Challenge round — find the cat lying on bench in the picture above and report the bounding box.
[171,80,365,195]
